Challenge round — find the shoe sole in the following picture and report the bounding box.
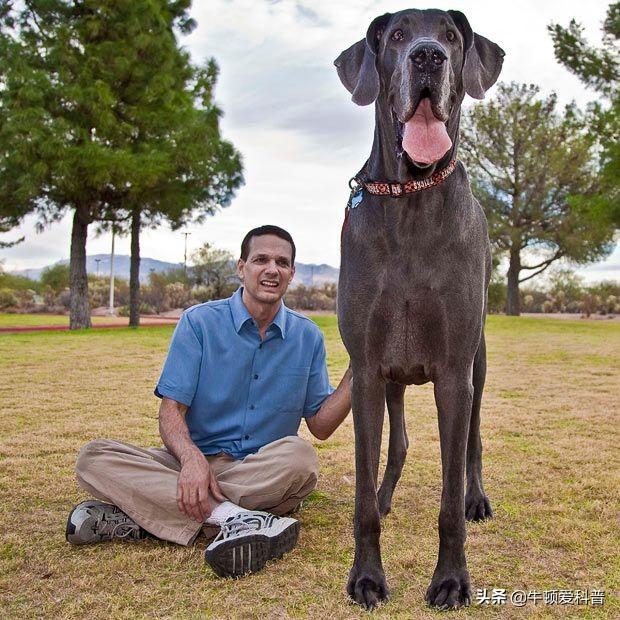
[205,520,300,578]
[65,502,87,544]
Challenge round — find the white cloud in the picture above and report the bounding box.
[1,0,616,281]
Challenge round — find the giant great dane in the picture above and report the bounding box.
[334,8,504,610]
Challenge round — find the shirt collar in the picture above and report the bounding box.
[230,287,288,339]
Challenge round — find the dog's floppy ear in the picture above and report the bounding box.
[334,13,391,106]
[448,10,505,99]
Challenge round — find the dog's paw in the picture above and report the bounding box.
[425,570,471,610]
[347,566,390,610]
[465,491,493,522]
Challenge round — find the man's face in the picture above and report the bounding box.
[237,234,295,306]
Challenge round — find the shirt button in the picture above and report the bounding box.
[249,404,255,410]
[244,435,250,440]
[253,374,259,380]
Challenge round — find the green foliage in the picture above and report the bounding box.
[191,243,238,299]
[0,288,19,309]
[88,276,129,309]
[0,0,244,327]
[118,302,155,317]
[0,271,42,292]
[549,2,620,227]
[462,82,617,313]
[487,280,507,314]
[40,263,70,293]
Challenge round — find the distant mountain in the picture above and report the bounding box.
[292,263,339,287]
[11,254,339,286]
[12,255,182,284]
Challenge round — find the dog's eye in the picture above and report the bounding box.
[446,30,456,42]
[391,29,404,41]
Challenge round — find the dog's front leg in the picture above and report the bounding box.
[426,370,473,610]
[347,367,388,610]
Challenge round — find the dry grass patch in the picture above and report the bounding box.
[0,316,618,618]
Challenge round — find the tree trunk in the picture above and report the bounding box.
[506,245,521,316]
[129,206,141,327]
[69,206,92,330]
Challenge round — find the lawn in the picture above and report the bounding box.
[0,315,618,618]
[0,313,128,328]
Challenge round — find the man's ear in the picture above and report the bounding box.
[334,13,391,106]
[289,264,296,283]
[448,10,505,100]
[237,258,244,280]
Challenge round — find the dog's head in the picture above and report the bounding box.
[335,9,504,170]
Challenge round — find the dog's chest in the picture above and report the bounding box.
[339,195,486,371]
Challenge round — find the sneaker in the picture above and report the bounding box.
[66,500,146,545]
[205,511,299,578]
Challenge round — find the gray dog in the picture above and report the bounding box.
[334,8,504,610]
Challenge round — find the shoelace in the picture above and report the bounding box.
[93,512,142,540]
[213,513,277,543]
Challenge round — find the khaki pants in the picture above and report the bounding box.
[75,435,319,546]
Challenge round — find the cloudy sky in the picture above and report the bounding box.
[2,0,618,282]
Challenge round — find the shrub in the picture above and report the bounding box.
[165,282,192,309]
[40,263,70,293]
[0,288,19,309]
[487,280,506,313]
[118,302,155,317]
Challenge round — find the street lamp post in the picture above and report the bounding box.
[95,258,101,277]
[108,227,116,315]
[182,231,191,277]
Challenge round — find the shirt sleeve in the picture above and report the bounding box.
[303,333,335,418]
[154,311,203,407]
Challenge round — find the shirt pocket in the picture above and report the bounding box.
[274,366,310,413]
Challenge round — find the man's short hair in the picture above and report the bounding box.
[240,225,296,265]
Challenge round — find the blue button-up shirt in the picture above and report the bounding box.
[155,288,334,459]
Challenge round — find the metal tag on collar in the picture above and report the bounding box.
[347,178,364,210]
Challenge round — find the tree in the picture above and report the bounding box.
[549,2,619,227]
[95,50,243,327]
[461,82,616,315]
[0,1,243,329]
[191,242,238,300]
[40,263,70,293]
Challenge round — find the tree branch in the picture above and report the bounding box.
[520,250,563,270]
[518,258,559,283]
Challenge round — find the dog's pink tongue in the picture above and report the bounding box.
[402,98,452,164]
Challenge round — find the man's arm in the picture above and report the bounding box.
[159,397,225,522]
[306,365,352,440]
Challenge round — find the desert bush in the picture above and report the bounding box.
[40,263,70,293]
[118,302,155,317]
[0,272,43,292]
[0,288,19,309]
[165,282,192,309]
[285,284,337,311]
[487,280,506,313]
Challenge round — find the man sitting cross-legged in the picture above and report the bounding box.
[66,225,352,577]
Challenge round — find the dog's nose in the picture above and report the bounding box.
[409,42,447,73]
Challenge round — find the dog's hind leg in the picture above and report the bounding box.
[347,368,389,610]
[465,333,493,521]
[377,382,408,517]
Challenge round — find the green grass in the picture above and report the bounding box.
[0,313,131,327]
[0,315,618,618]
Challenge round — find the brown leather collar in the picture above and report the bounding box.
[353,158,458,197]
